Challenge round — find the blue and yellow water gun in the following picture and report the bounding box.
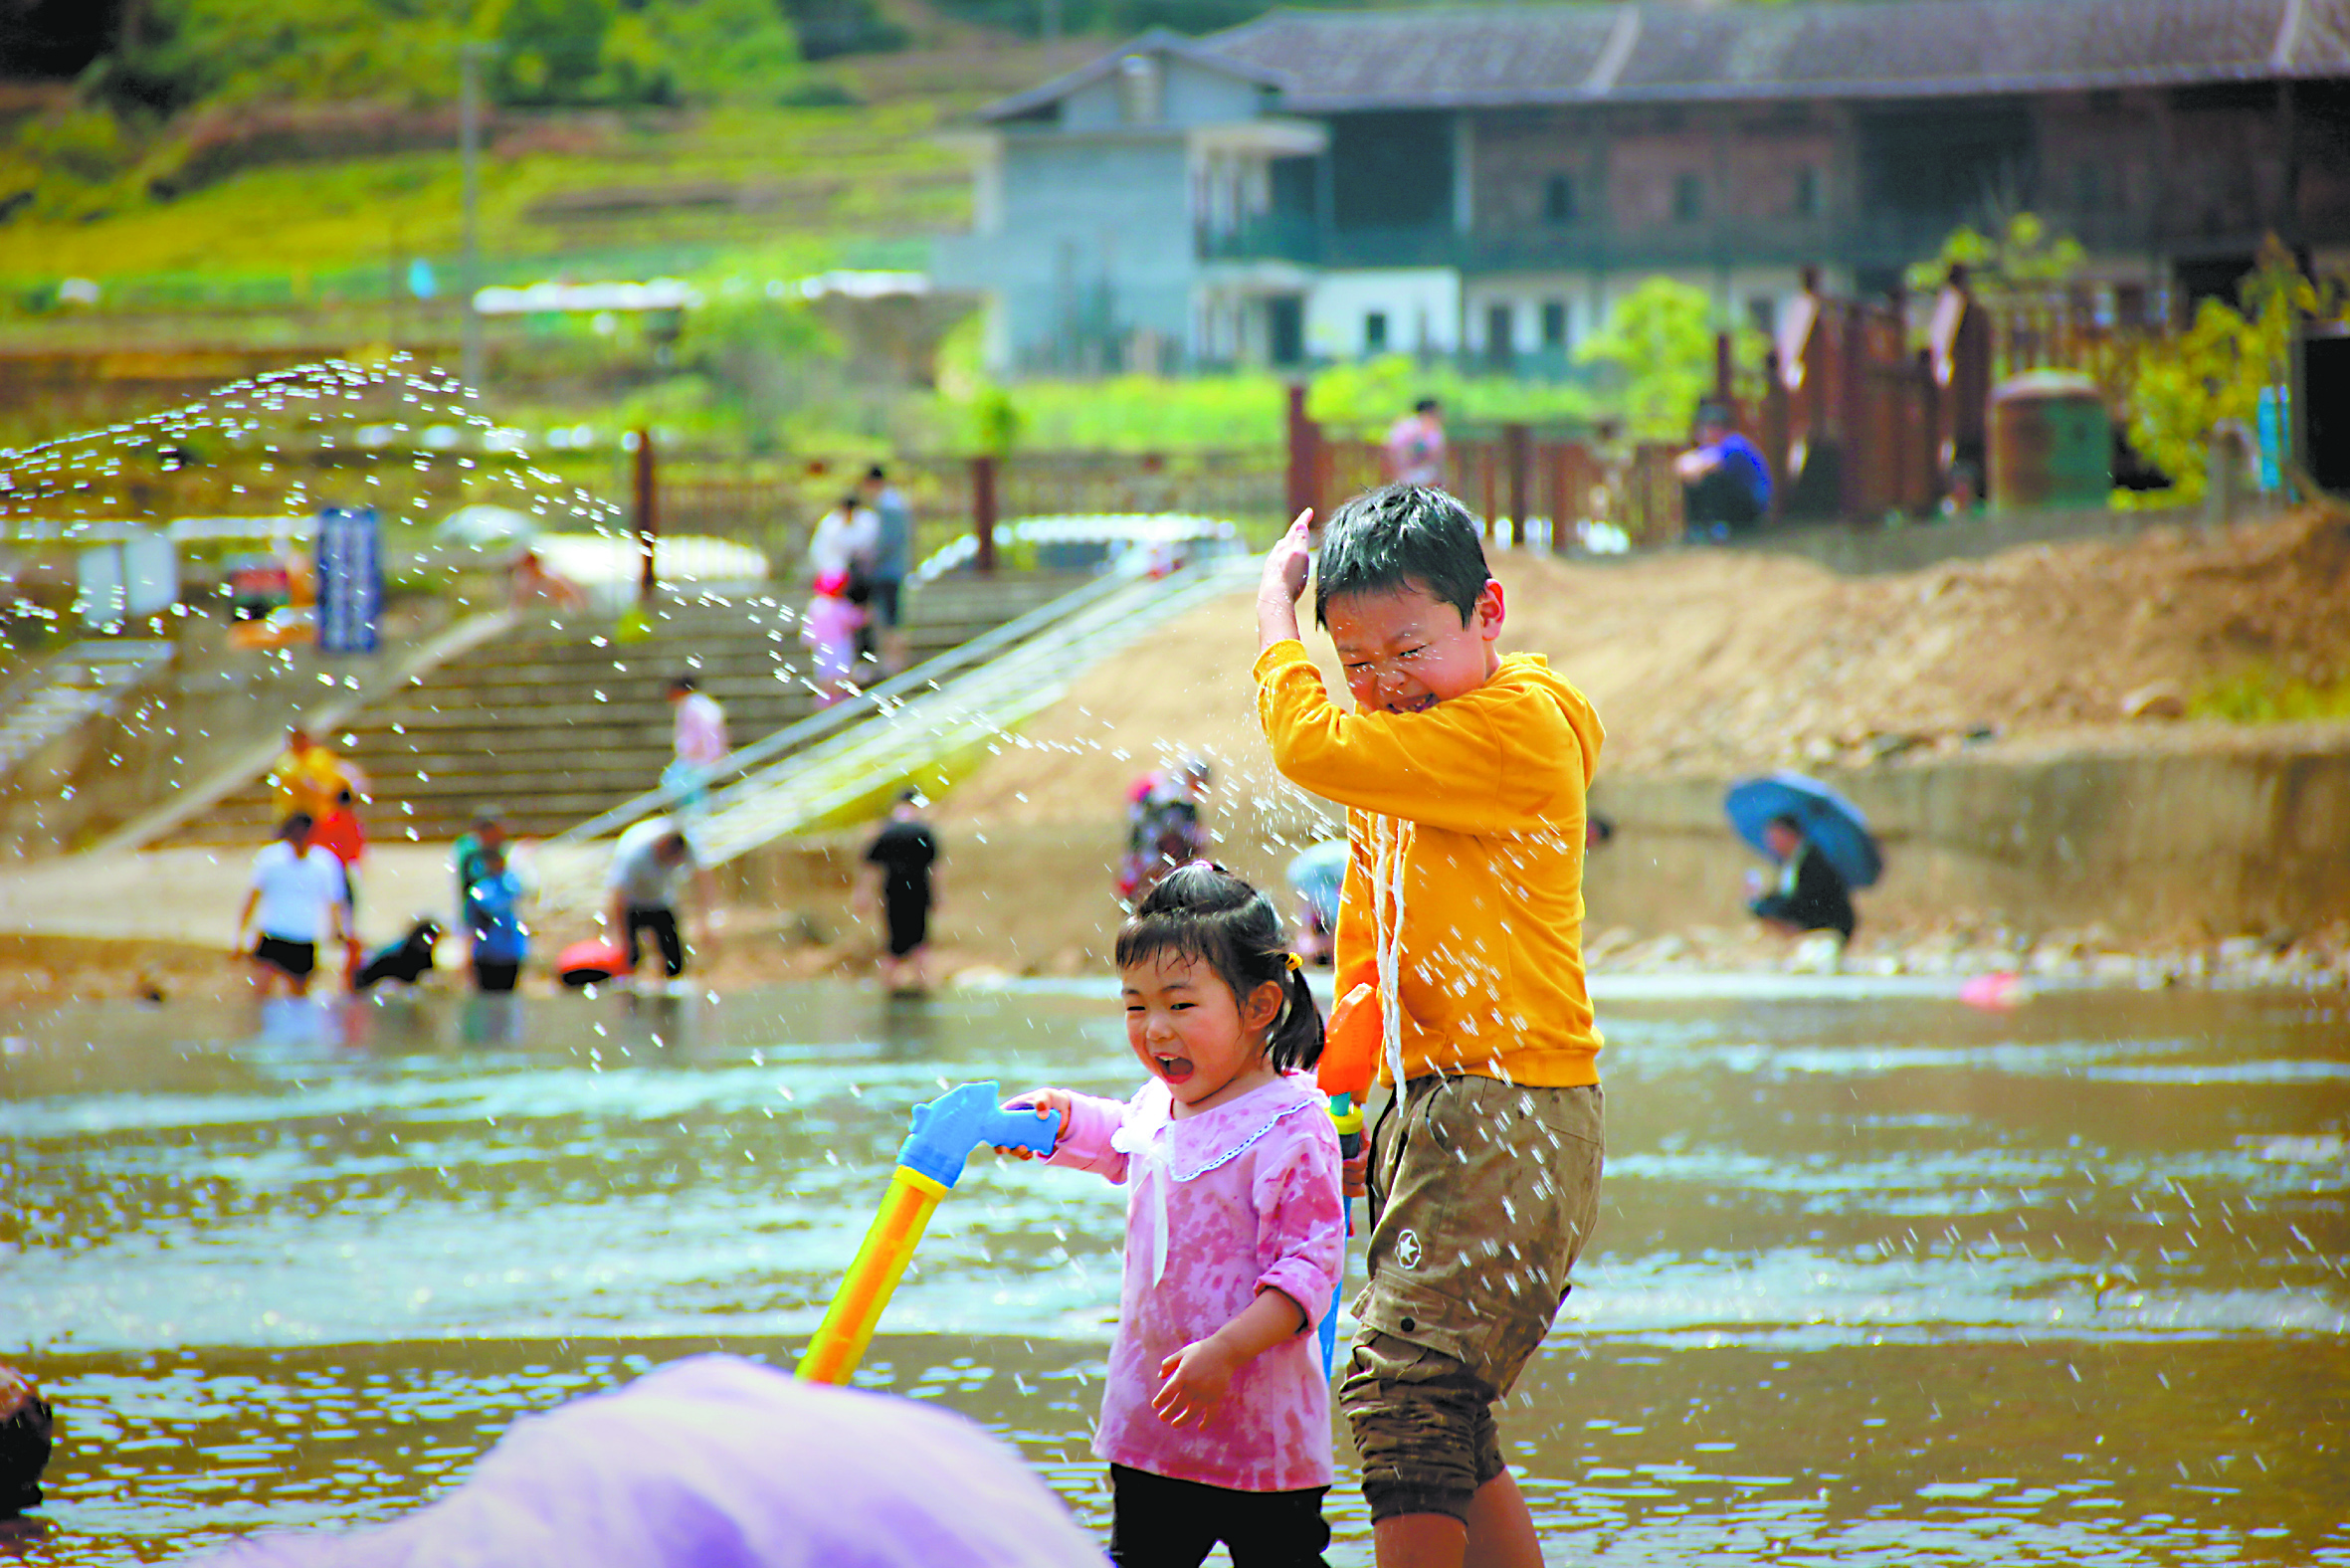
[1314,965,1381,1377]
[798,1081,1060,1385]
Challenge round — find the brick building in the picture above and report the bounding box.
[931,0,2350,374]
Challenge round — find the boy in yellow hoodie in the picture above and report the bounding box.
[1255,486,1606,1568]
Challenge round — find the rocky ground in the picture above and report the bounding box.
[939,504,2350,831]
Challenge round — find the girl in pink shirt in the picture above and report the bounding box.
[1003,864,1345,1567]
[800,570,866,707]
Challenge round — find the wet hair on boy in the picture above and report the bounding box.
[1114,862,1323,1076]
[1312,484,1489,631]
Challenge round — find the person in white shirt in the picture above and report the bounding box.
[806,493,880,585]
[233,812,348,998]
[606,818,719,981]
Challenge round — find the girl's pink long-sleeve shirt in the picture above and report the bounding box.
[1048,1072,1345,1492]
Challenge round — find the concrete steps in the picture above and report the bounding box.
[0,641,175,782]
[167,574,1089,845]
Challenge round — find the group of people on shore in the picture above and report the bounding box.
[234,717,941,1002]
[801,463,914,704]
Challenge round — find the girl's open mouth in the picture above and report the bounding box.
[1155,1054,1194,1083]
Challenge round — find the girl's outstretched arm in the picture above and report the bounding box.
[1150,1287,1308,1429]
[997,1088,1131,1181]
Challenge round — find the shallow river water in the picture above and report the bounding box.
[1,980,2344,1565]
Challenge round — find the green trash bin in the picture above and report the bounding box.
[1989,370,2111,510]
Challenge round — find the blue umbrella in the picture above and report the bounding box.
[1724,772,1883,889]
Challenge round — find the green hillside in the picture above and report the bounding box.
[0,44,1110,308]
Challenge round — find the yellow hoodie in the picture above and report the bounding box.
[1255,641,1605,1088]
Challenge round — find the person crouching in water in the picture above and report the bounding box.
[999,865,1344,1566]
[606,820,718,983]
[0,1363,51,1528]
[1746,813,1856,945]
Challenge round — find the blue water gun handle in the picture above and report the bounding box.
[982,1104,1064,1159]
[897,1081,1062,1189]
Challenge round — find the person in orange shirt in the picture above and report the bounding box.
[310,785,367,977]
[1254,486,1606,1568]
[267,726,361,825]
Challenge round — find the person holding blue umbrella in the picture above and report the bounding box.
[1747,814,1857,940]
[1725,772,1880,943]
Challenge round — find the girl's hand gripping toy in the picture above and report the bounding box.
[797,1081,1061,1385]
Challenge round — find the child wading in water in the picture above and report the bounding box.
[1257,486,1607,1568]
[1001,864,1345,1568]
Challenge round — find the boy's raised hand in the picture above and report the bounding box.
[994,1088,1073,1158]
[1263,509,1313,603]
[1257,509,1314,650]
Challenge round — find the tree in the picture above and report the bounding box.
[676,290,842,450]
[494,0,616,105]
[1903,211,2084,296]
[1574,277,1714,440]
[2124,238,2350,500]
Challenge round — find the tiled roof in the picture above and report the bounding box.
[1198,0,2349,109]
[979,26,1285,121]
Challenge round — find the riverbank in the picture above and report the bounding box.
[3,901,2340,1012]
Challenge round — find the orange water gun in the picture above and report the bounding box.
[1317,956,1383,1109]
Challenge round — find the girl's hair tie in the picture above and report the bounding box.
[1285,951,1303,973]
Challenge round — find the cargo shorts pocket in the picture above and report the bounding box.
[1357,1078,1605,1395]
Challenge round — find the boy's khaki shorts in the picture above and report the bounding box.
[1340,1074,1604,1523]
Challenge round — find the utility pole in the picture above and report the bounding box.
[635,428,659,604]
[461,43,487,397]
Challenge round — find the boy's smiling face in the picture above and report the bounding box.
[1326,577,1506,714]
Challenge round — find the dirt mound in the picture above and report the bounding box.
[1519,502,2350,775]
[938,506,2350,825]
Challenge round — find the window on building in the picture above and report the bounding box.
[1540,298,1568,350]
[1792,165,1820,218]
[1486,302,1515,368]
[1747,294,1777,336]
[2075,160,2110,213]
[1672,172,1703,222]
[1117,53,1162,124]
[1543,173,1577,224]
[1364,310,1389,353]
[1269,296,1303,366]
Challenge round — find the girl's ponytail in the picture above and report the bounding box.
[1268,954,1325,1076]
[1117,863,1324,1075]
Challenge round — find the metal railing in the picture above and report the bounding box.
[687,551,1256,868]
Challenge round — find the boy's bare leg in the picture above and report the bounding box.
[1373,1512,1465,1567]
[1373,1472,1543,1568]
[1463,1471,1544,1568]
